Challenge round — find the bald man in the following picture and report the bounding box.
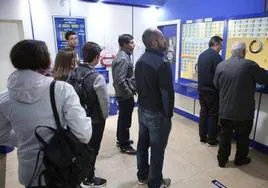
[214,42,268,168]
[135,28,174,188]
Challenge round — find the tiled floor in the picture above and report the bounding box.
[2,109,268,188]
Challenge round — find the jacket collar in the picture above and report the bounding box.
[79,63,95,70]
[145,48,164,57]
[120,48,132,56]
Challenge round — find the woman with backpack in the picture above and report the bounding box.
[0,40,92,187]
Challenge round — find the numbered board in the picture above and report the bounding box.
[226,17,268,69]
[180,20,225,81]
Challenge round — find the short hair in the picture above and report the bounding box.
[118,34,133,47]
[53,48,76,81]
[142,28,159,48]
[82,42,102,63]
[10,40,51,70]
[65,30,76,40]
[231,42,246,57]
[209,36,223,47]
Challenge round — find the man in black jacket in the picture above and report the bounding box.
[135,28,174,188]
[197,36,223,146]
[214,42,268,168]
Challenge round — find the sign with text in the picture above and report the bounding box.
[53,16,86,59]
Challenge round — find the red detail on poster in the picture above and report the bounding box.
[100,55,115,67]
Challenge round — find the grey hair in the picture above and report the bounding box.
[231,42,246,58]
[142,28,159,48]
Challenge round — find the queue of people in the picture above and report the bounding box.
[0,27,267,188]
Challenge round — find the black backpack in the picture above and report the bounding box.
[67,69,98,114]
[30,80,94,188]
[67,70,93,108]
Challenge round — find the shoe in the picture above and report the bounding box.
[200,137,208,143]
[137,179,148,185]
[116,140,134,147]
[160,178,171,188]
[120,146,137,155]
[208,140,219,146]
[218,160,227,168]
[81,177,107,188]
[234,157,251,166]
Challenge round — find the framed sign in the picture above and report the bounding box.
[53,16,87,59]
[157,19,181,83]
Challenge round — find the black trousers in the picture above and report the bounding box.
[199,92,219,141]
[217,119,253,163]
[87,118,106,180]
[116,97,134,148]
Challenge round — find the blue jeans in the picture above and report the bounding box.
[137,108,171,188]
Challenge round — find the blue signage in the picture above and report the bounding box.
[53,16,86,59]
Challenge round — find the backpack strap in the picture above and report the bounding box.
[80,70,97,85]
[50,80,63,131]
[35,126,57,146]
[78,71,99,104]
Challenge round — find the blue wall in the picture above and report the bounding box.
[161,0,265,20]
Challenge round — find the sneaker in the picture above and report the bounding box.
[208,140,219,146]
[120,146,137,155]
[81,177,107,188]
[116,140,134,147]
[137,179,148,185]
[160,178,171,188]
[234,157,251,166]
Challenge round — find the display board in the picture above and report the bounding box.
[180,20,225,81]
[53,16,86,59]
[158,24,177,82]
[226,17,268,69]
[157,20,181,82]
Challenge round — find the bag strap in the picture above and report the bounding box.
[50,80,63,131]
[35,126,57,146]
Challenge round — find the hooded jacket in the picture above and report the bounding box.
[0,70,92,186]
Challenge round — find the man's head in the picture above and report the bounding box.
[209,36,223,53]
[82,41,102,66]
[118,34,135,53]
[231,42,247,58]
[65,31,77,49]
[142,28,166,51]
[10,39,51,71]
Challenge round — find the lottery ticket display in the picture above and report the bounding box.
[180,21,225,81]
[226,17,268,69]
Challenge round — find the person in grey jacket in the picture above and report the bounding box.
[214,42,268,168]
[0,40,92,187]
[68,42,109,188]
[112,34,136,155]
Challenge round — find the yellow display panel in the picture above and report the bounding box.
[180,21,225,81]
[226,17,268,69]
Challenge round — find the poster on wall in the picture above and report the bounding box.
[158,25,177,82]
[226,17,268,70]
[180,20,225,81]
[157,20,181,83]
[53,16,86,59]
